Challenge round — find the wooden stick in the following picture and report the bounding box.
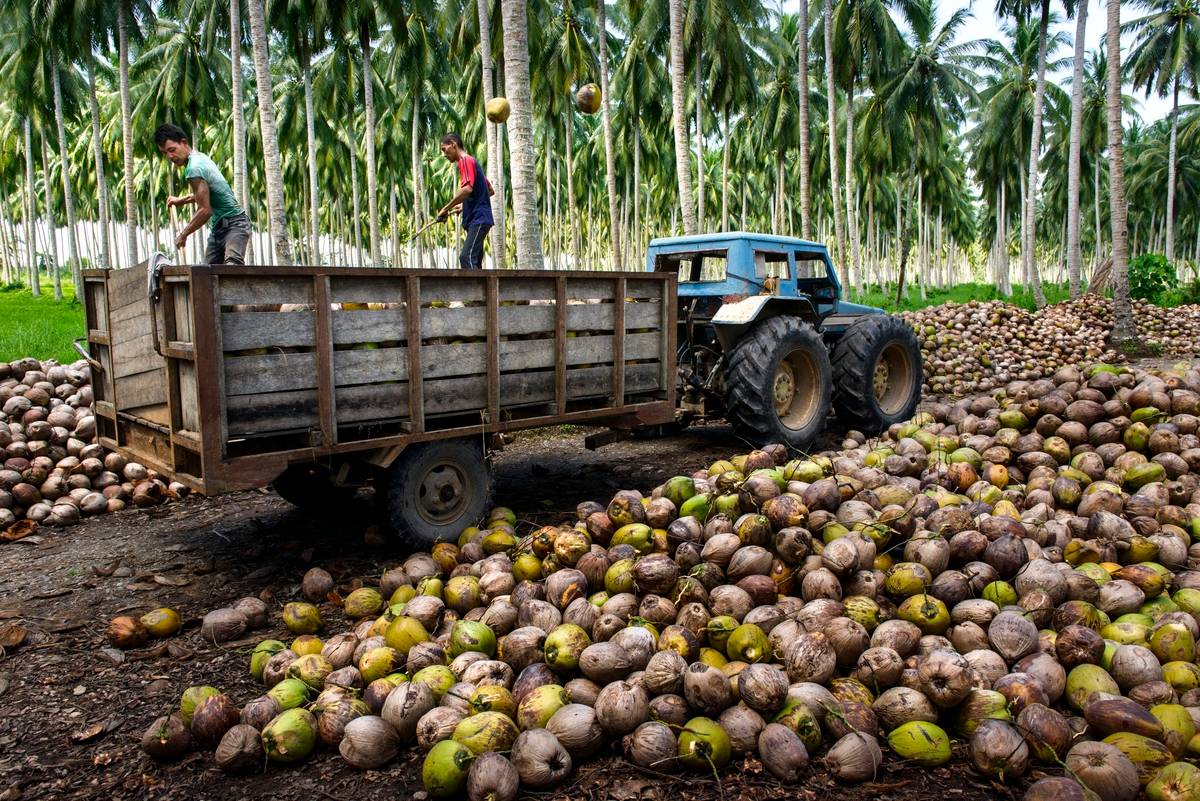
[168,204,185,263]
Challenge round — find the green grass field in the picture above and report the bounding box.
[853,282,1073,312]
[0,282,85,364]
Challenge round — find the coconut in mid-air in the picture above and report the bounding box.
[575,83,601,114]
[486,97,511,123]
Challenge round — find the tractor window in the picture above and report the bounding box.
[655,249,727,282]
[754,250,790,280]
[794,251,830,280]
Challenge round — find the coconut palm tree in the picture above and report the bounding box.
[1107,0,1138,345]
[476,0,506,269]
[117,0,151,269]
[795,3,812,238]
[247,0,291,263]
[1066,0,1089,296]
[597,0,621,267]
[500,0,544,268]
[821,0,844,265]
[1124,0,1200,263]
[667,0,697,235]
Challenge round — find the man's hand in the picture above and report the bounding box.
[174,231,188,250]
[436,210,449,223]
[167,195,185,208]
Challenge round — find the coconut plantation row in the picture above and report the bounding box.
[0,0,1196,307]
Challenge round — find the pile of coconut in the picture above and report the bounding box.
[0,357,182,533]
[127,362,1200,800]
[903,296,1200,397]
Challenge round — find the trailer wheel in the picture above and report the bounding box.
[271,464,356,512]
[383,438,491,547]
[831,315,923,435]
[724,315,832,452]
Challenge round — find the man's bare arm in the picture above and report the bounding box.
[174,178,213,249]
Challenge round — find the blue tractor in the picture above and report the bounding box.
[647,232,923,451]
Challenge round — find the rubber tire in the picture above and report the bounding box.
[271,464,356,513]
[724,315,832,452]
[831,314,923,435]
[382,437,492,547]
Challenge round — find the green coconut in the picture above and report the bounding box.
[544,624,591,672]
[1146,762,1200,801]
[423,739,474,797]
[677,717,732,771]
[267,678,311,710]
[250,640,286,682]
[358,647,402,683]
[888,721,951,767]
[452,711,519,755]
[772,699,822,752]
[1150,704,1197,758]
[705,616,739,654]
[449,620,497,658]
[1103,732,1174,787]
[517,684,569,731]
[1066,664,1120,712]
[282,602,322,635]
[343,588,384,618]
[287,653,334,689]
[726,623,771,663]
[412,665,456,700]
[180,686,221,727]
[385,615,430,656]
[261,708,318,763]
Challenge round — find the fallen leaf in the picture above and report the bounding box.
[326,591,344,606]
[93,752,114,766]
[70,722,107,744]
[167,642,194,660]
[152,575,190,587]
[100,648,125,665]
[125,582,158,592]
[1,520,36,542]
[0,625,25,649]
[15,536,43,545]
[92,560,121,577]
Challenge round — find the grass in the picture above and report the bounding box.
[850,282,1073,312]
[0,280,86,364]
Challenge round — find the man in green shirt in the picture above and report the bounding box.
[154,123,251,265]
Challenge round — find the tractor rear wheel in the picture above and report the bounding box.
[831,315,923,435]
[271,464,357,513]
[724,315,832,452]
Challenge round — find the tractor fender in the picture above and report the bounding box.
[710,295,819,351]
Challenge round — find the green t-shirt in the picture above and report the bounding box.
[184,151,242,227]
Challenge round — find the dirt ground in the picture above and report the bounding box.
[0,422,1040,801]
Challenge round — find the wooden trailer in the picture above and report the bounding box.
[79,262,676,543]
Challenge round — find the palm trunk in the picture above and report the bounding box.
[1066,0,1087,297]
[1024,0,1050,307]
[50,54,82,298]
[1106,0,1137,345]
[721,108,730,232]
[844,83,860,293]
[1166,77,1179,262]
[775,150,785,235]
[634,127,642,252]
[894,174,913,305]
[40,137,61,300]
[565,112,581,265]
[667,0,698,235]
[349,131,363,267]
[797,5,811,239]
[359,23,381,265]
[500,0,544,267]
[823,0,844,266]
[411,97,424,268]
[118,0,137,269]
[302,55,319,264]
[1093,156,1102,274]
[85,62,111,270]
[25,118,38,294]
[247,0,291,263]
[596,0,620,266]
[229,0,252,262]
[477,0,506,269]
[695,62,704,232]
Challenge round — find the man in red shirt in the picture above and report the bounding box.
[437,133,496,269]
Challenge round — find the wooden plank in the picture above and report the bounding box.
[220,311,316,351]
[224,352,318,395]
[94,344,114,405]
[419,342,486,379]
[111,310,152,344]
[314,276,336,447]
[217,275,315,306]
[555,278,567,414]
[497,278,557,302]
[105,266,149,311]
[170,282,193,342]
[109,298,150,325]
[421,306,486,339]
[335,383,409,424]
[613,276,626,406]
[331,309,408,344]
[85,280,108,331]
[189,268,227,468]
[492,332,662,373]
[486,276,499,424]
[115,368,167,410]
[419,276,484,304]
[334,347,410,385]
[329,276,408,304]
[567,277,661,300]
[179,361,200,431]
[113,334,163,379]
[424,375,488,415]
[226,389,320,436]
[405,276,424,433]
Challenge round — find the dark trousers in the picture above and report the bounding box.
[459,224,491,269]
[203,212,251,265]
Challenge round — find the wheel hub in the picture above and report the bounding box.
[774,365,796,409]
[775,348,820,430]
[874,343,915,416]
[417,462,470,525]
[874,361,890,400]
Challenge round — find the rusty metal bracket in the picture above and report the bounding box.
[71,338,103,372]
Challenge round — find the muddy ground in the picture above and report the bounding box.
[0,422,1042,801]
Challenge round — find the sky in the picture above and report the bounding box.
[781,0,1181,124]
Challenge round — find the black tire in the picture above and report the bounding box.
[383,437,492,547]
[831,314,923,434]
[271,464,356,512]
[724,315,833,452]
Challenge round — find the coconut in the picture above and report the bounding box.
[737,663,788,714]
[108,615,149,649]
[381,681,436,742]
[970,719,1029,781]
[624,721,678,770]
[240,694,282,730]
[511,728,572,788]
[423,739,473,798]
[214,724,264,773]
[190,694,242,748]
[887,720,951,766]
[261,708,317,763]
[873,686,938,731]
[547,703,603,758]
[282,602,322,635]
[1023,778,1090,801]
[1103,732,1174,787]
[417,707,467,750]
[826,731,883,782]
[918,649,974,708]
[683,662,733,716]
[141,714,192,761]
[594,681,649,736]
[717,703,765,754]
[339,715,400,769]
[758,723,809,781]
[1085,696,1165,738]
